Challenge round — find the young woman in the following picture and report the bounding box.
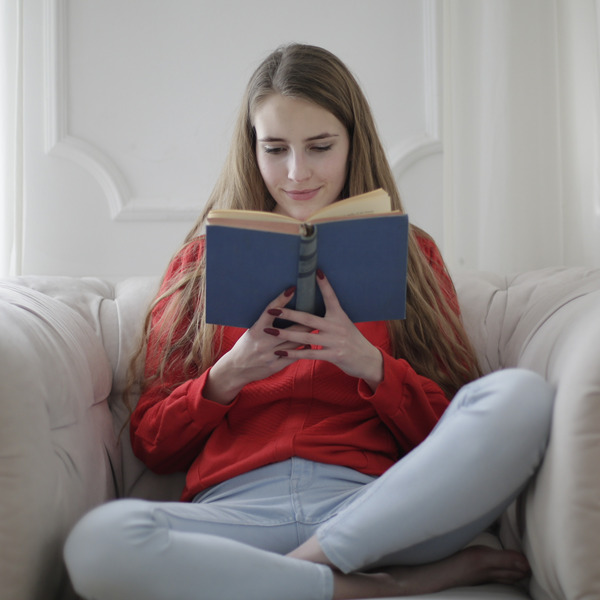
[64,44,554,600]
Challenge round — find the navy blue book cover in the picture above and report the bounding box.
[205,213,408,329]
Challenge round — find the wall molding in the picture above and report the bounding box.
[390,0,443,178]
[43,0,199,221]
[44,0,441,221]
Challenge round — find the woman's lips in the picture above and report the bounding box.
[285,188,320,201]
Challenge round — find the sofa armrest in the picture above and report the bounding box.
[0,283,115,600]
[523,296,600,600]
[455,267,600,600]
[5,275,187,501]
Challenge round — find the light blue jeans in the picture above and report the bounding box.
[64,369,554,600]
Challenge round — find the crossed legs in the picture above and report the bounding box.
[292,368,554,597]
[65,369,554,600]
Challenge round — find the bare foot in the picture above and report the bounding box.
[289,536,530,599]
[329,546,530,599]
[381,546,531,596]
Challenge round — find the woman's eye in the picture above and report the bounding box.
[264,146,286,155]
[262,144,332,154]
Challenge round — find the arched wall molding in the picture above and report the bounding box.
[390,0,442,179]
[44,0,130,220]
[43,0,199,221]
[43,0,442,221]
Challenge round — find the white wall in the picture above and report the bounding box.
[22,0,443,279]
[443,0,600,273]
[556,0,600,268]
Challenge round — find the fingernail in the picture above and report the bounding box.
[275,350,288,357]
[316,269,324,280]
[264,328,280,336]
[284,286,296,297]
[268,308,282,316]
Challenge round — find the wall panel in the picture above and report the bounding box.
[23,0,443,278]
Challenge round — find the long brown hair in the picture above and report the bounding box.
[127,43,480,405]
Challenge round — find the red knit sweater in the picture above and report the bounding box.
[131,234,456,502]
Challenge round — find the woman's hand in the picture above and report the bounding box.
[264,270,384,392]
[203,286,312,404]
[205,271,384,404]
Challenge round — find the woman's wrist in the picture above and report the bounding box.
[361,348,384,393]
[203,358,245,405]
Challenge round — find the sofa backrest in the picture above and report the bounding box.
[454,266,600,375]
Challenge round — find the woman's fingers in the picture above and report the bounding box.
[266,271,383,387]
[315,269,343,314]
[268,270,347,332]
[253,285,296,326]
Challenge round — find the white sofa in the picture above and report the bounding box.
[1,266,599,600]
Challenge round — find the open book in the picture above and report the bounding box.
[205,188,409,328]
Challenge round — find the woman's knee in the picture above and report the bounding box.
[445,369,554,451]
[64,499,152,598]
[489,368,554,420]
[466,368,555,451]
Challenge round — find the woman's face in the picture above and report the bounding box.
[253,94,350,221]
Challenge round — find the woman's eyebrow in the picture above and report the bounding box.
[257,133,340,143]
[306,133,339,141]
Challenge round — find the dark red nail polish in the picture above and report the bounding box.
[275,350,288,357]
[264,327,280,336]
[316,269,324,280]
[268,308,282,316]
[284,286,296,297]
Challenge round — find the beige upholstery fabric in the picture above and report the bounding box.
[454,267,600,600]
[0,266,598,600]
[0,282,114,600]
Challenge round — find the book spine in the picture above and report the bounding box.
[295,225,318,314]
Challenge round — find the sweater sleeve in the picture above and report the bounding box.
[130,237,234,474]
[358,353,448,452]
[356,233,460,452]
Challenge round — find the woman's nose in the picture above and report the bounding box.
[288,152,311,182]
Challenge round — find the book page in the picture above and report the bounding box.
[207,209,298,225]
[310,189,391,222]
[206,188,392,230]
[206,216,302,235]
